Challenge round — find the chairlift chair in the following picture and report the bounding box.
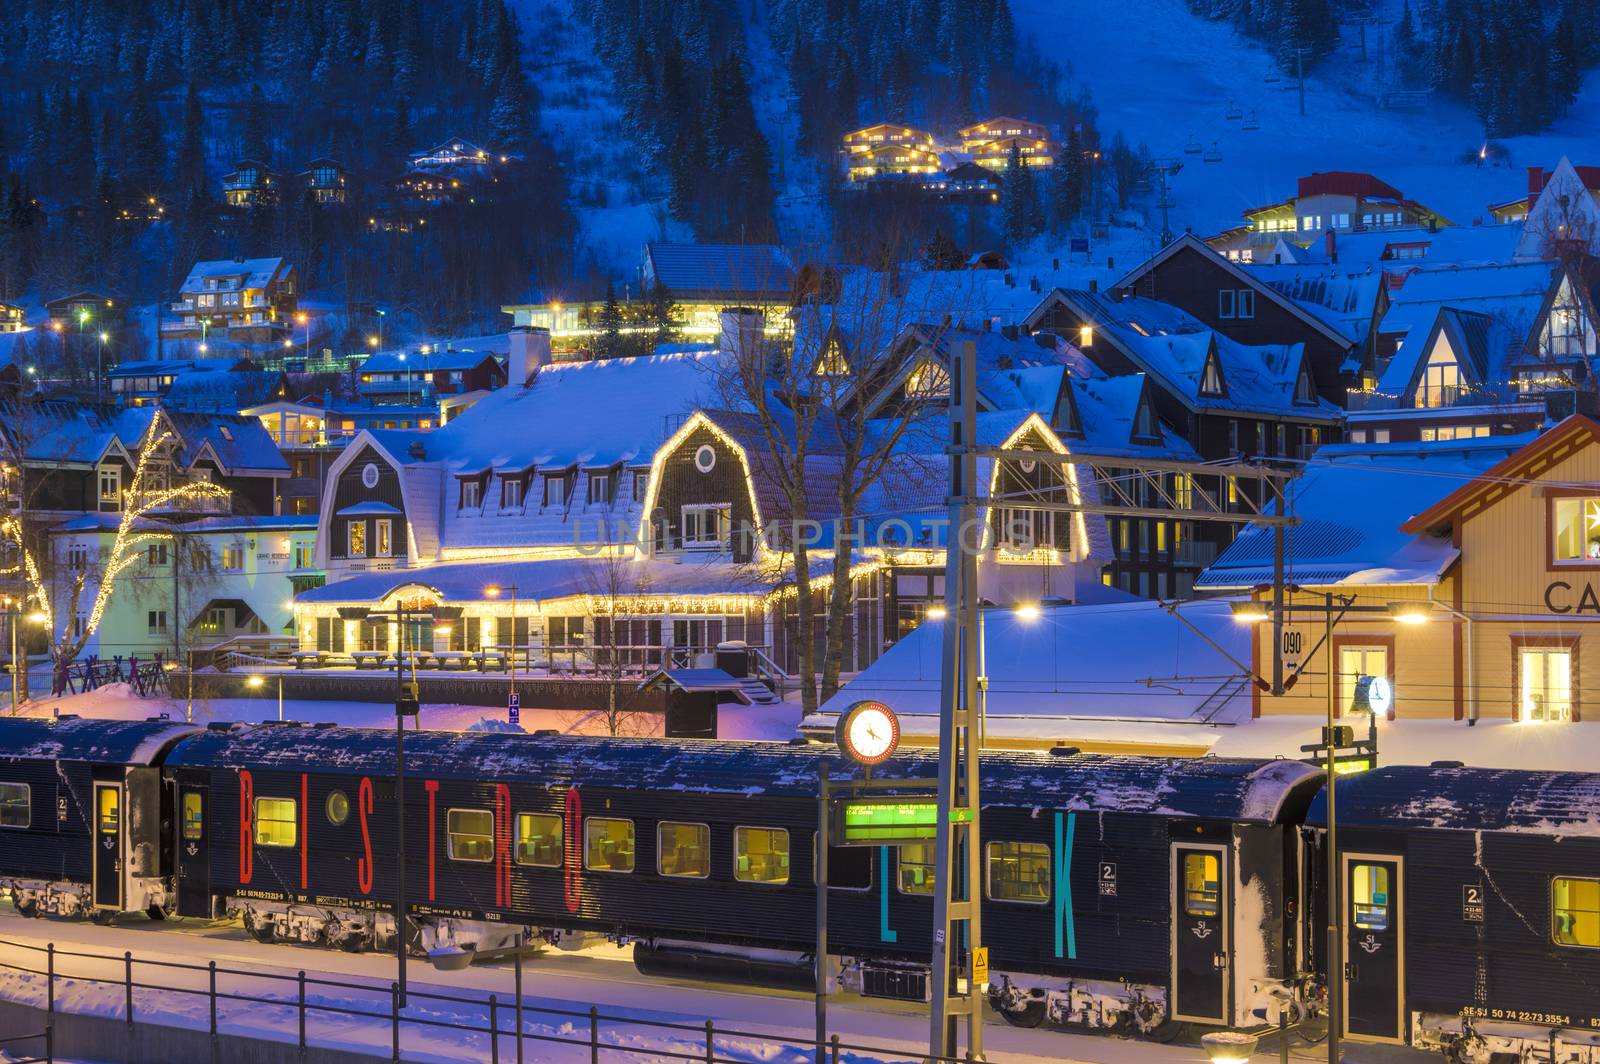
[1242,111,1260,131]
[1225,100,1243,120]
[1203,141,1223,163]
[1264,67,1282,85]
[1184,134,1203,154]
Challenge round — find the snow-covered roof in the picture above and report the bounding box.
[1196,438,1530,589]
[1374,306,1519,396]
[163,724,1320,823]
[1377,260,1555,345]
[812,599,1255,725]
[0,716,199,764]
[179,257,291,292]
[1307,765,1600,836]
[360,349,500,374]
[1067,372,1199,459]
[296,554,771,605]
[1248,265,1383,344]
[1269,224,1523,270]
[643,243,795,300]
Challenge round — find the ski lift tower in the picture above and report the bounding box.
[1151,158,1183,245]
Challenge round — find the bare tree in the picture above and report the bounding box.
[577,549,661,737]
[709,232,982,712]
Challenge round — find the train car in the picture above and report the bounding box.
[0,715,199,921]
[160,721,1322,1033]
[1303,763,1600,1062]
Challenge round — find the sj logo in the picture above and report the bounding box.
[1359,933,1382,954]
[1191,922,1214,940]
[102,836,115,850]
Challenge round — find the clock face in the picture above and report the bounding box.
[838,700,899,765]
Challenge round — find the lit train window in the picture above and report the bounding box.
[585,818,636,873]
[898,843,936,895]
[734,827,789,885]
[448,809,494,862]
[325,791,349,826]
[515,813,561,867]
[254,798,297,847]
[657,822,710,878]
[1553,878,1600,948]
[0,783,29,829]
[182,792,203,839]
[1351,864,1390,930]
[1183,853,1220,917]
[987,841,1050,904]
[99,788,120,835]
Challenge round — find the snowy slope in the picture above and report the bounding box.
[1009,0,1600,237]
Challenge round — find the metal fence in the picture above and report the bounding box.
[0,1022,52,1063]
[0,937,982,1064]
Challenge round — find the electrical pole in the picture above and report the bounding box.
[1323,590,1340,1064]
[930,340,983,1062]
[1151,159,1182,246]
[1296,49,1309,116]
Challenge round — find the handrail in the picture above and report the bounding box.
[0,936,988,1064]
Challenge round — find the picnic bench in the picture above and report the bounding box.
[434,651,474,671]
[291,650,329,669]
[351,651,391,669]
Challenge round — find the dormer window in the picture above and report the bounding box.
[1133,398,1157,439]
[1294,364,1315,404]
[681,504,731,549]
[543,474,568,508]
[460,479,481,509]
[1200,354,1225,397]
[814,337,850,376]
[1416,340,1461,408]
[906,360,951,398]
[501,476,523,509]
[588,471,613,504]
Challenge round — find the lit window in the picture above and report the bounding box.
[98,467,120,502]
[1338,645,1390,714]
[254,797,297,847]
[681,504,731,549]
[182,792,203,839]
[585,818,635,873]
[375,519,392,558]
[1552,497,1600,562]
[1183,852,1220,916]
[657,821,711,878]
[515,813,562,867]
[1553,877,1600,947]
[98,788,119,834]
[1519,646,1573,721]
[347,522,366,557]
[325,791,349,826]
[1351,863,1390,930]
[906,361,951,397]
[986,841,1050,904]
[221,546,245,571]
[448,808,494,862]
[734,826,789,884]
[0,783,29,828]
[898,842,936,894]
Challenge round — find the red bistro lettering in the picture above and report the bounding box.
[424,780,439,901]
[563,787,581,914]
[357,776,374,895]
[300,773,309,890]
[238,770,254,884]
[495,783,512,909]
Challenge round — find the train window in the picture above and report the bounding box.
[98,788,120,835]
[986,841,1050,904]
[1183,853,1220,917]
[326,791,350,826]
[0,783,29,829]
[1553,877,1600,948]
[1351,864,1390,931]
[657,822,711,878]
[515,813,562,867]
[448,809,494,862]
[734,827,789,885]
[812,833,872,891]
[253,798,297,847]
[585,818,636,873]
[898,843,936,895]
[182,792,203,840]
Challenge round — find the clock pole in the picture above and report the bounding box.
[930,339,984,1062]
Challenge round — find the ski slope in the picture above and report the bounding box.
[1012,0,1600,238]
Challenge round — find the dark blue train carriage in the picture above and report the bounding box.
[0,715,198,920]
[1306,764,1600,1056]
[157,721,1321,1032]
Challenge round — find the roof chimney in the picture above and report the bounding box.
[508,325,551,386]
[1088,279,1098,293]
[1324,228,1337,263]
[1528,165,1545,197]
[718,307,763,360]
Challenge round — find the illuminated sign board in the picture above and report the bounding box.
[830,799,971,846]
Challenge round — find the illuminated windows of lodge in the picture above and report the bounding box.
[1553,497,1600,562]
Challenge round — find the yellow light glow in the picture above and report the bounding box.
[1014,603,1041,621]
[484,585,502,598]
[247,675,265,688]
[926,606,948,619]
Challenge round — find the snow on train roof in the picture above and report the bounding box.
[1308,765,1600,837]
[163,725,1320,823]
[0,716,200,765]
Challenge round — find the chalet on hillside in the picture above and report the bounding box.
[299,158,347,205]
[969,135,1053,170]
[957,117,1051,153]
[0,302,22,333]
[841,123,936,154]
[222,160,279,208]
[165,257,297,342]
[1207,171,1451,261]
[356,348,506,404]
[1112,234,1360,402]
[45,292,123,330]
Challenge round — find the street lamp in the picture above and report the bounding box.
[3,599,48,715]
[484,584,519,714]
[247,672,284,721]
[97,331,108,402]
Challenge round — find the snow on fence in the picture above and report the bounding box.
[0,937,977,1064]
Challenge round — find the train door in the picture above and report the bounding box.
[1170,842,1230,1024]
[92,782,123,910]
[176,784,211,917]
[1342,853,1405,1043]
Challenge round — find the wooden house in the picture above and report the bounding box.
[221,160,279,208]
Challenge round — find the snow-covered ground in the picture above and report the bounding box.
[0,905,1433,1063]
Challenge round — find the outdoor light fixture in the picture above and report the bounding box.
[1229,601,1269,623]
[1201,1031,1260,1064]
[1387,602,1432,624]
[246,675,265,689]
[25,612,46,625]
[926,606,948,619]
[1014,603,1041,621]
[483,585,503,598]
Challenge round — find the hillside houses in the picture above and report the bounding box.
[1207,171,1452,262]
[839,114,1056,191]
[165,257,298,343]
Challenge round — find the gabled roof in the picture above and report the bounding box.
[179,257,292,291]
[1375,259,1557,362]
[46,291,118,308]
[360,349,501,374]
[1112,233,1359,349]
[1401,416,1600,535]
[1066,372,1198,459]
[1374,306,1515,397]
[1248,265,1383,345]
[1517,156,1600,259]
[642,243,796,301]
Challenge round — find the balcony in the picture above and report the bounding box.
[1346,381,1551,412]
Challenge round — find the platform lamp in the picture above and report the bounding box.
[246,672,283,722]
[483,583,520,716]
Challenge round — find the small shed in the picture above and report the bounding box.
[638,668,753,739]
